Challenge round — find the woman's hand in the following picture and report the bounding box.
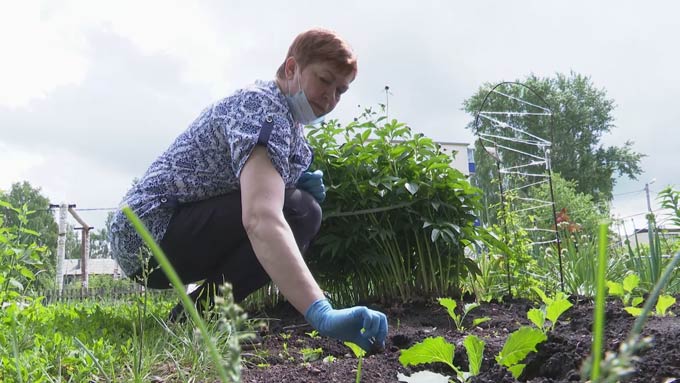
[305,298,388,353]
[297,170,326,203]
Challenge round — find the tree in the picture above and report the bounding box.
[464,72,644,208]
[0,181,59,288]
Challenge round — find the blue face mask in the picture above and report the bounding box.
[285,70,325,125]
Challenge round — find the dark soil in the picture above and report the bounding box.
[240,297,680,383]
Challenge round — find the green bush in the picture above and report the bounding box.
[305,109,486,304]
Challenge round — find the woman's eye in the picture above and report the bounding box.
[320,76,331,84]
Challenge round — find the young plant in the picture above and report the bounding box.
[398,335,485,382]
[344,341,366,383]
[305,329,320,339]
[624,294,676,317]
[300,347,324,362]
[606,274,644,307]
[438,298,490,332]
[527,287,573,333]
[495,327,547,379]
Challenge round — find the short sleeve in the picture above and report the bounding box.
[222,91,293,182]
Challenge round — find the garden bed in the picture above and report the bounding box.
[241,297,680,383]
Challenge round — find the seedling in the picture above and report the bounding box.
[300,347,323,362]
[305,329,320,339]
[437,298,490,332]
[528,287,573,333]
[344,341,366,383]
[624,294,676,317]
[495,326,547,379]
[607,274,644,307]
[398,335,485,382]
[606,274,675,317]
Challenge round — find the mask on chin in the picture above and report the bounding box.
[284,69,325,125]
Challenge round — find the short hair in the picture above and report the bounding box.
[276,28,357,79]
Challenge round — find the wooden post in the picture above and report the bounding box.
[68,206,92,289]
[55,203,68,293]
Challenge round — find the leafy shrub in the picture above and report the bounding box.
[306,109,486,304]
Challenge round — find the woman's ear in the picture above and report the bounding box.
[284,57,297,80]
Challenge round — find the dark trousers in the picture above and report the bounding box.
[139,188,321,307]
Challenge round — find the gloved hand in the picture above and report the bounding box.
[305,298,388,353]
[297,170,326,203]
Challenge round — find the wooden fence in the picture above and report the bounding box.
[33,285,175,304]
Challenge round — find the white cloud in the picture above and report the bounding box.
[0,2,88,107]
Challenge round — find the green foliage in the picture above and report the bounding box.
[0,182,58,274]
[658,186,680,227]
[123,207,236,383]
[495,326,547,379]
[583,251,680,382]
[529,287,573,333]
[300,347,324,362]
[306,109,488,304]
[398,335,485,382]
[0,199,48,302]
[464,72,644,205]
[437,298,490,331]
[607,274,643,306]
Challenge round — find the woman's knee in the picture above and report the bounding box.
[283,188,322,236]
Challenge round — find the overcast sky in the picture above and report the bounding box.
[1,0,677,235]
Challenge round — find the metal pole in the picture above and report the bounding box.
[645,182,653,214]
[545,147,564,292]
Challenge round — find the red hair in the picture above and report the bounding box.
[276,28,357,79]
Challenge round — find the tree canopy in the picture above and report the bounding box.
[464,72,644,208]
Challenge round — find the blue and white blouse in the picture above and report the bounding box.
[109,80,313,277]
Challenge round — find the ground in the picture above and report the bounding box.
[240,296,680,383]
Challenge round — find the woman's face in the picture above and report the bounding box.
[289,60,355,117]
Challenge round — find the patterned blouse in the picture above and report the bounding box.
[109,80,313,277]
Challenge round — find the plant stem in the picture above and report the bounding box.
[590,222,608,381]
[355,357,363,383]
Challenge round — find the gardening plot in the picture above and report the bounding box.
[240,298,680,383]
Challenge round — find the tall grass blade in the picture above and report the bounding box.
[122,207,232,382]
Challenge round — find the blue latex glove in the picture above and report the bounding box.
[297,170,326,203]
[305,298,388,352]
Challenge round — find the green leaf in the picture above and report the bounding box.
[437,298,457,320]
[495,327,547,367]
[656,295,676,316]
[472,317,491,327]
[631,297,644,307]
[344,342,366,358]
[546,298,572,327]
[527,308,545,330]
[508,364,526,379]
[399,336,455,371]
[405,182,420,195]
[606,281,624,297]
[463,335,485,375]
[431,228,441,242]
[531,286,552,305]
[462,302,480,314]
[623,274,640,293]
[19,267,35,280]
[624,307,643,317]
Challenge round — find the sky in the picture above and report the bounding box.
[0,0,678,236]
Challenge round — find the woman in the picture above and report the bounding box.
[109,28,388,352]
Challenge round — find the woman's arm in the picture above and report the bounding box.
[239,146,325,314]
